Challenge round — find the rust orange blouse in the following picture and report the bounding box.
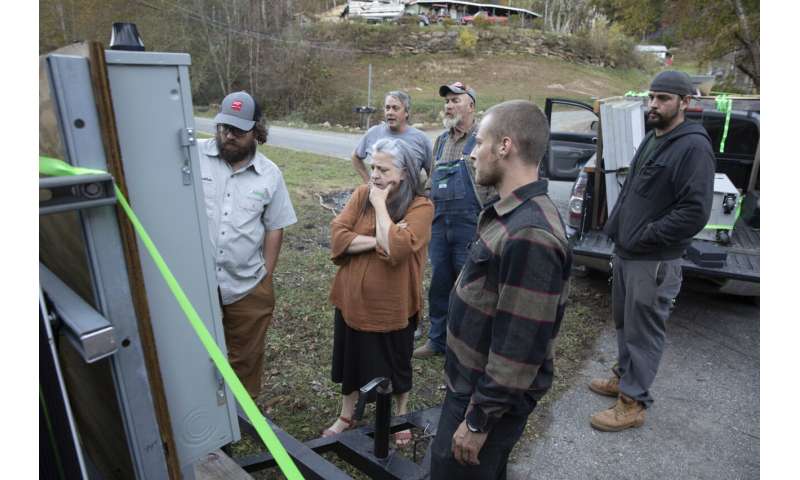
[329,184,434,332]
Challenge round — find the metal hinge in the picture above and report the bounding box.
[214,367,226,406]
[179,127,196,185]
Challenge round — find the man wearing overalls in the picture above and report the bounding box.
[414,82,494,359]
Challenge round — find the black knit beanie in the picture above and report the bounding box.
[650,70,695,96]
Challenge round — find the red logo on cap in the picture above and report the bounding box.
[231,100,243,111]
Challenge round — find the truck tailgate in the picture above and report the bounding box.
[572,219,760,283]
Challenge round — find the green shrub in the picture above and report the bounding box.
[397,15,419,27]
[303,91,364,126]
[472,14,493,30]
[457,28,478,55]
[571,20,645,69]
[307,21,406,46]
[508,13,536,29]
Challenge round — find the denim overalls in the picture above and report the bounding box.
[427,131,481,352]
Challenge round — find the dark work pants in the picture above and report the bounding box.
[430,390,534,480]
[612,256,683,406]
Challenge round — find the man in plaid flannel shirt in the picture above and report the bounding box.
[430,100,571,479]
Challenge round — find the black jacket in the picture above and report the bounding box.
[604,120,715,260]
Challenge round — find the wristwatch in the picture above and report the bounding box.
[465,407,488,433]
[465,420,481,433]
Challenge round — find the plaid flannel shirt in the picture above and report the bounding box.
[444,179,572,432]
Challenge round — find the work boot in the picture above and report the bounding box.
[588,375,620,397]
[590,394,646,432]
[412,341,443,359]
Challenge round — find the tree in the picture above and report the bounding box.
[526,0,597,34]
[590,0,663,40]
[39,0,356,122]
[669,0,759,90]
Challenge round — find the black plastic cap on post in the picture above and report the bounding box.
[109,22,145,51]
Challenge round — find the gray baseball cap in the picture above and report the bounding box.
[214,91,259,131]
[439,82,476,105]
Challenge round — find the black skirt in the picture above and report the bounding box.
[331,308,417,396]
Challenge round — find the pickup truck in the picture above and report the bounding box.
[542,96,760,296]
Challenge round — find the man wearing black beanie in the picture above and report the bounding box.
[588,71,714,431]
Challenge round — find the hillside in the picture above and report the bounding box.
[310,52,654,126]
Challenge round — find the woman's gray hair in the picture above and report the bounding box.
[369,137,423,222]
[386,90,411,120]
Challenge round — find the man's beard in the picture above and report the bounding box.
[475,158,502,187]
[216,133,256,164]
[645,107,678,130]
[442,113,462,130]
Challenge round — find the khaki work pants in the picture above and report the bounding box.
[221,274,275,399]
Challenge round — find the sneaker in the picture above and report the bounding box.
[412,341,443,359]
[588,375,620,397]
[590,394,646,432]
[414,326,422,340]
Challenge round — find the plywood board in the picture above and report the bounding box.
[194,450,254,480]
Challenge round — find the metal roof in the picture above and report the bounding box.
[409,0,541,18]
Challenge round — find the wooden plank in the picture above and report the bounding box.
[194,450,254,480]
[591,106,604,230]
[747,141,760,193]
[86,40,183,479]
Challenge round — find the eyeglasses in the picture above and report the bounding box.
[218,124,252,138]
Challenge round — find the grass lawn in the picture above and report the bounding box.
[195,52,654,129]
[229,144,611,478]
[328,53,653,124]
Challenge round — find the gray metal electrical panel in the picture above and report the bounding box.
[103,50,240,468]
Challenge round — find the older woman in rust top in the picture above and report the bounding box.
[324,138,433,445]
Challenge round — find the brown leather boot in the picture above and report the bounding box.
[590,394,646,432]
[588,375,620,397]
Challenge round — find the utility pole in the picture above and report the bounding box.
[367,63,373,109]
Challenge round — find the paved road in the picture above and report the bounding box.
[509,284,760,479]
[193,117,574,216]
[195,116,413,160]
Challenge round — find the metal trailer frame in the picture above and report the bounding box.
[233,406,441,479]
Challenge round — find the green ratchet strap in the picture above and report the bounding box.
[39,156,304,480]
[715,94,732,153]
[704,195,742,231]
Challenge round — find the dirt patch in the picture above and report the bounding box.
[318,189,354,215]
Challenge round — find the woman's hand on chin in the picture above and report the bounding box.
[369,181,391,207]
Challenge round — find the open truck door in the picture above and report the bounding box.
[542,98,598,181]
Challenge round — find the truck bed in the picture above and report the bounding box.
[572,218,760,283]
